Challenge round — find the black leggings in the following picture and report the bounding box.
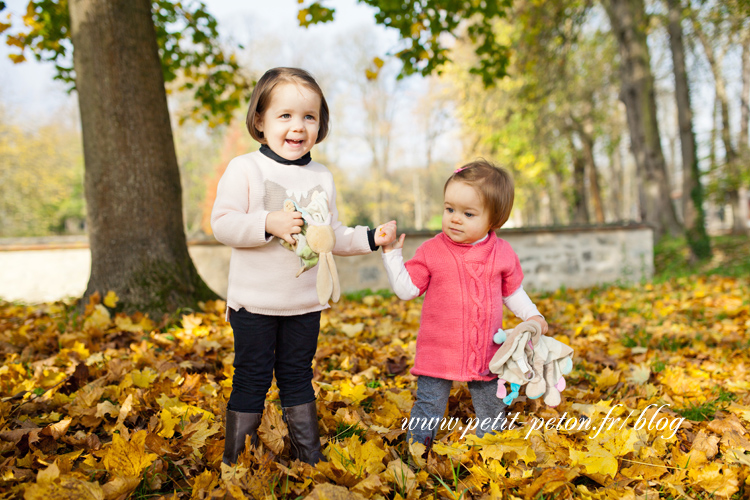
[227,307,321,413]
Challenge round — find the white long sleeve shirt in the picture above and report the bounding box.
[381,247,543,321]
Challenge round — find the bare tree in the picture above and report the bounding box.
[605,0,683,241]
[691,7,746,234]
[666,0,711,258]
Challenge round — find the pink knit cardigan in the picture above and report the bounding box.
[405,232,524,381]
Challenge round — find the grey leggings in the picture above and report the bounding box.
[406,376,508,447]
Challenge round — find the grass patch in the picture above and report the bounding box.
[674,389,737,421]
[654,234,750,281]
[333,422,366,442]
[342,288,395,301]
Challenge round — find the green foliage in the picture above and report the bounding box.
[298,2,334,28]
[298,0,513,84]
[1,0,72,78]
[444,0,625,227]
[654,234,750,281]
[2,0,251,126]
[0,111,86,237]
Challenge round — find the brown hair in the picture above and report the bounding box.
[444,159,515,229]
[245,67,330,144]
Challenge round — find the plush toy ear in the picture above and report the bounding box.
[327,253,340,303]
[560,357,573,375]
[317,257,332,305]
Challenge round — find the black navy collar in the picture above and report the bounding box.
[259,144,312,166]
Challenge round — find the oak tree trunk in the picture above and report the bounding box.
[605,0,682,241]
[666,0,710,259]
[69,0,218,315]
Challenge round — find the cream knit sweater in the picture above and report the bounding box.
[211,151,372,316]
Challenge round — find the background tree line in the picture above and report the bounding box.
[1,0,748,313]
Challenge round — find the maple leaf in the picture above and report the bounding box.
[569,446,618,478]
[191,469,219,496]
[338,379,369,404]
[384,458,417,497]
[691,430,720,459]
[83,304,111,331]
[595,367,620,389]
[351,473,389,496]
[620,457,668,481]
[257,404,286,455]
[157,408,181,438]
[523,466,579,500]
[101,475,141,500]
[627,363,651,385]
[129,368,158,388]
[340,322,365,338]
[307,482,369,500]
[24,465,105,500]
[181,418,221,458]
[688,463,740,498]
[42,418,72,440]
[3,269,750,498]
[103,291,119,308]
[102,430,158,478]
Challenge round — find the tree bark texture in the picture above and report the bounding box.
[666,0,710,259]
[605,0,682,240]
[570,141,590,224]
[740,32,749,165]
[579,127,606,224]
[609,138,624,220]
[69,0,217,315]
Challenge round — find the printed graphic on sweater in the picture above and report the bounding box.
[264,180,325,212]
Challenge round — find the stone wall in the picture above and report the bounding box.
[336,224,654,294]
[0,224,653,304]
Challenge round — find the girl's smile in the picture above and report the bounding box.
[255,83,321,161]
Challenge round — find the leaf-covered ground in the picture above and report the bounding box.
[1,271,749,499]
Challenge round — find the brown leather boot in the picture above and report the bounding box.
[222,409,262,465]
[283,401,327,465]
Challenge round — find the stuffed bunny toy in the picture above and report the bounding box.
[488,321,574,407]
[281,190,340,305]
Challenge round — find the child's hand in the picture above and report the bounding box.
[528,315,549,335]
[266,210,304,245]
[375,220,397,247]
[383,233,405,253]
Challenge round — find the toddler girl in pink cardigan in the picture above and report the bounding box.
[382,160,548,449]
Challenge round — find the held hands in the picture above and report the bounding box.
[382,233,405,254]
[375,220,398,248]
[266,210,304,246]
[528,315,549,335]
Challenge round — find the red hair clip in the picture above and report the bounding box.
[454,166,468,173]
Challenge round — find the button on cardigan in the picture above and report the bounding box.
[405,232,524,381]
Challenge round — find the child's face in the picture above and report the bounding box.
[442,180,492,244]
[256,82,321,161]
